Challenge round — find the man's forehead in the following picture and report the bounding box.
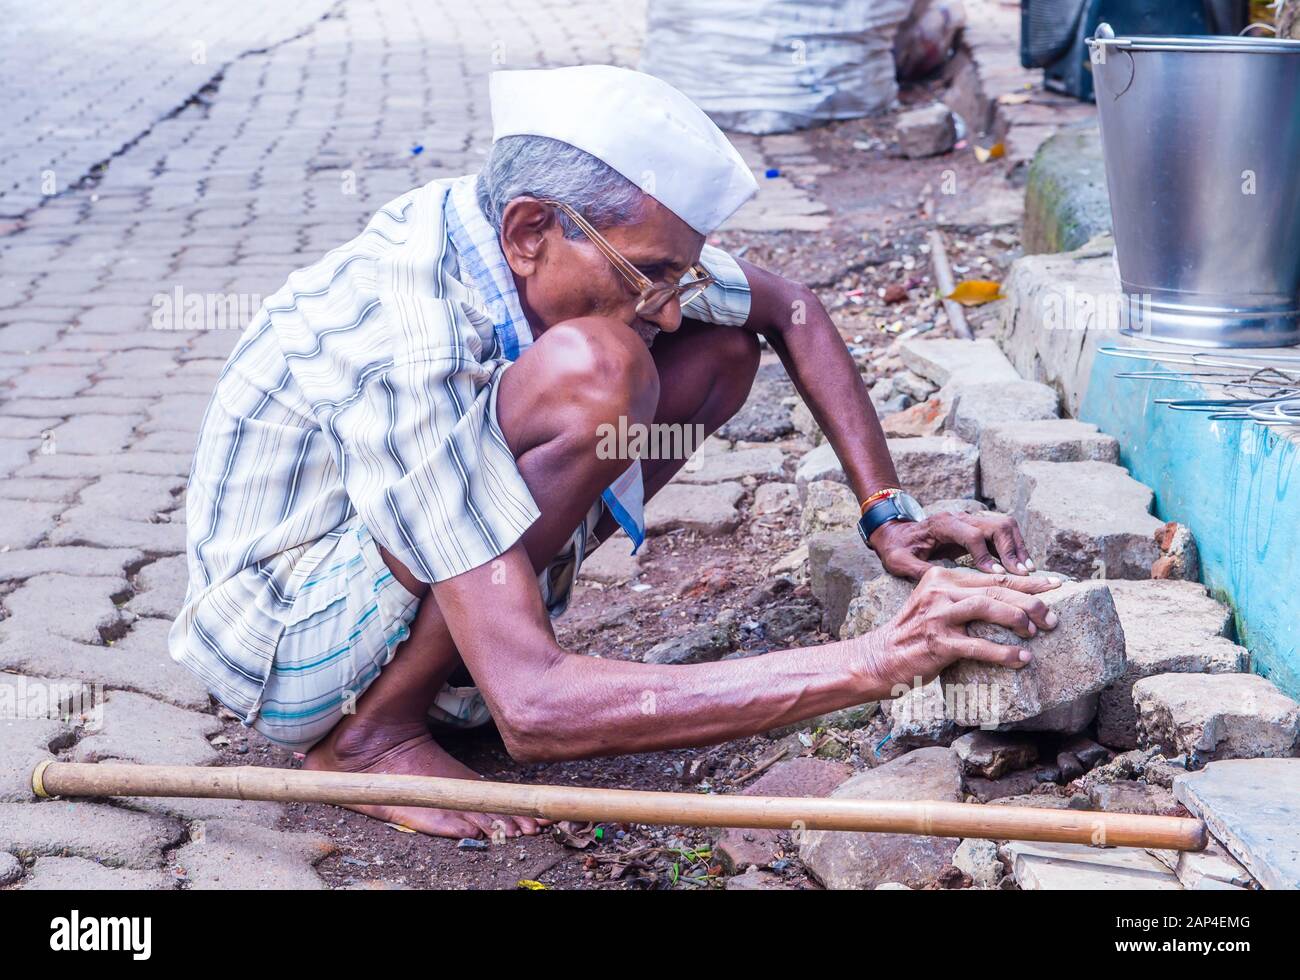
[606,197,705,268]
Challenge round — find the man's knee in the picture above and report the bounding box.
[536,317,660,426]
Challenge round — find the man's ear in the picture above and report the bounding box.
[499,198,555,277]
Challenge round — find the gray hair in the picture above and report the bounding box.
[475,135,648,239]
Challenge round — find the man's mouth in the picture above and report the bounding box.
[630,319,660,346]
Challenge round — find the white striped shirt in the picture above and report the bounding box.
[170,174,751,717]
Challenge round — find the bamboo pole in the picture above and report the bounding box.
[928,229,974,340]
[32,761,1206,851]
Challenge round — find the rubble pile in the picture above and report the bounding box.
[650,334,1299,892]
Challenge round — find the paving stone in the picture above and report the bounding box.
[0,850,21,885]
[1098,580,1246,750]
[883,677,962,749]
[0,620,212,711]
[800,747,963,889]
[714,757,851,873]
[2,397,155,420]
[21,856,174,890]
[794,442,845,496]
[1174,758,1300,890]
[807,530,883,634]
[897,337,1020,387]
[716,363,795,442]
[72,690,221,767]
[1147,835,1253,890]
[880,393,952,437]
[0,476,90,503]
[799,480,859,536]
[47,511,187,553]
[1006,694,1098,734]
[0,703,77,802]
[0,499,62,549]
[1005,840,1182,890]
[126,554,190,619]
[953,837,1004,889]
[1087,780,1183,817]
[78,472,187,521]
[644,482,744,536]
[1011,461,1163,579]
[752,481,798,515]
[927,497,989,516]
[132,429,199,454]
[44,413,143,454]
[119,794,285,830]
[897,103,957,157]
[943,379,1059,445]
[675,445,784,484]
[1134,673,1300,764]
[0,546,141,581]
[888,436,978,504]
[978,418,1119,511]
[0,438,39,478]
[17,450,191,479]
[0,801,183,869]
[3,573,130,644]
[642,624,733,665]
[952,730,1039,779]
[171,818,334,889]
[943,580,1126,729]
[840,571,914,641]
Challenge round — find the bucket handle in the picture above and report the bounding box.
[1089,24,1136,101]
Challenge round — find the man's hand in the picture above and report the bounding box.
[869,509,1034,581]
[865,566,1060,691]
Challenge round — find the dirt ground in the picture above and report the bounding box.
[230,81,1031,890]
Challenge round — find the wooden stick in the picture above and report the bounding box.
[32,761,1206,851]
[928,229,974,340]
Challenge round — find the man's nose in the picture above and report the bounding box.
[642,295,683,333]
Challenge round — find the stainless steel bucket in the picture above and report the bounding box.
[1087,28,1300,347]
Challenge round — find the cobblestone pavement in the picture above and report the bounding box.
[0,0,674,889]
[0,0,341,216]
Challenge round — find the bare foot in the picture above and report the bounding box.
[304,718,548,840]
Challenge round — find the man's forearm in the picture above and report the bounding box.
[739,258,900,504]
[500,630,899,763]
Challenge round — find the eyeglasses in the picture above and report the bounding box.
[538,199,717,316]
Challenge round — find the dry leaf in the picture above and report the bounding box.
[946,280,1004,306]
[516,879,549,890]
[997,93,1031,106]
[973,142,1006,163]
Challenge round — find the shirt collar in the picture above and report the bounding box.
[445,174,534,361]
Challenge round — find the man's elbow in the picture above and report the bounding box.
[761,273,820,339]
[490,660,570,764]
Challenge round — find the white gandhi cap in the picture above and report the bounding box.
[489,65,758,236]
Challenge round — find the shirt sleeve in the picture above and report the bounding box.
[685,242,751,327]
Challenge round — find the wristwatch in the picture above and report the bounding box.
[858,489,926,548]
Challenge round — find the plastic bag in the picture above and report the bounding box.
[640,0,912,135]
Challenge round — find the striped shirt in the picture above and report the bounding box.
[170,173,752,718]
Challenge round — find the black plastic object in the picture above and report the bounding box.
[1019,0,1246,101]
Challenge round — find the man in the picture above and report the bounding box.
[172,65,1057,840]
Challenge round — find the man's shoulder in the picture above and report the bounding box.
[261,176,475,334]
